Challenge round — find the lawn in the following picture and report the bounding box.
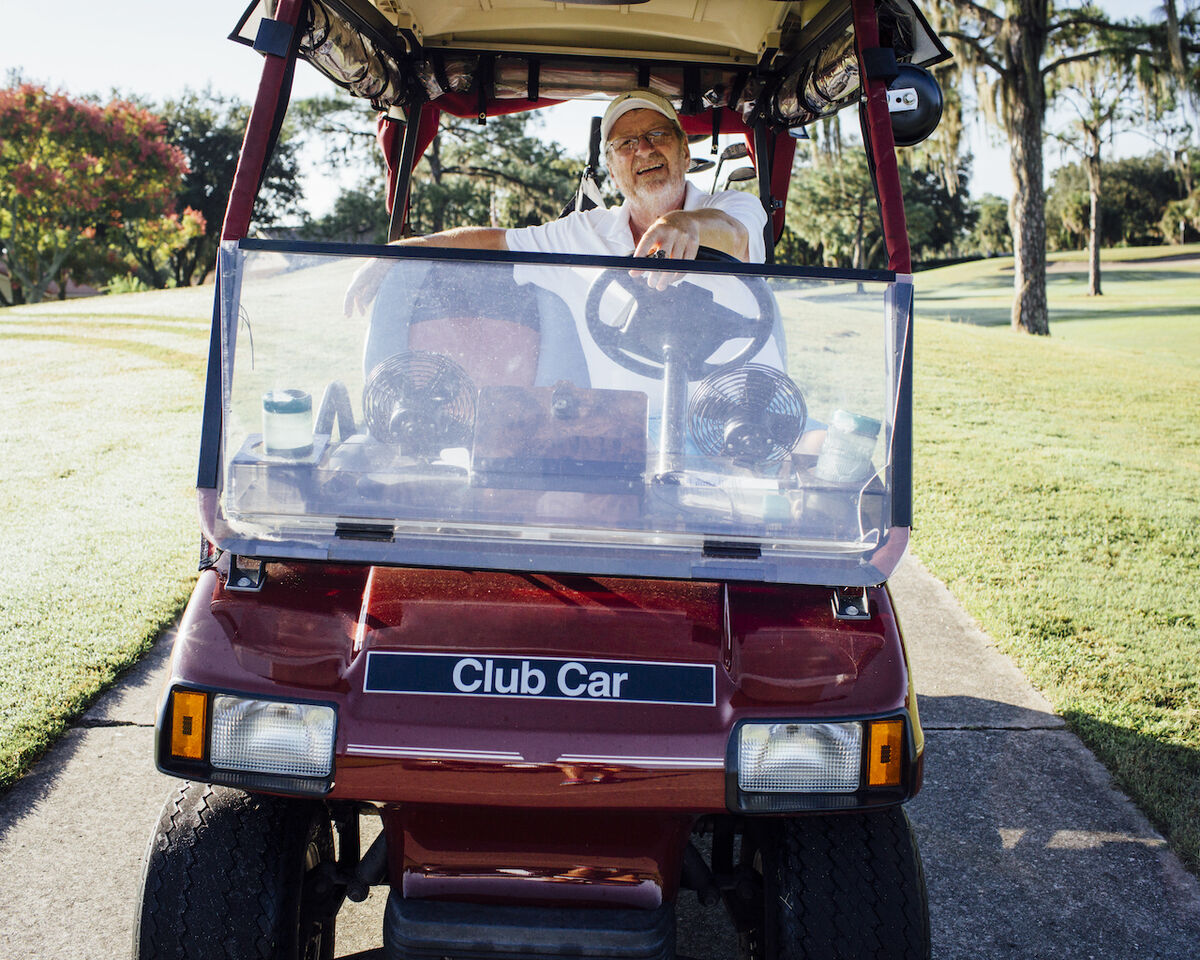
[912,244,1200,873]
[0,287,212,789]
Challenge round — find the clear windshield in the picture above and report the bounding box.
[213,241,911,585]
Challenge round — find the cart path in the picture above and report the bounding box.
[1,557,1198,960]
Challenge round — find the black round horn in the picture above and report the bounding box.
[888,64,943,147]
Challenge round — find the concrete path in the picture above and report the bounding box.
[1,556,1197,959]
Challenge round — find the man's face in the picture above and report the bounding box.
[606,108,688,210]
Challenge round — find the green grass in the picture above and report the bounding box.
[912,245,1200,873]
[0,288,212,789]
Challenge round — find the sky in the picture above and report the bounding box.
[2,0,1168,216]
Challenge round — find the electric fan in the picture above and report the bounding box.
[688,364,806,465]
[362,351,477,457]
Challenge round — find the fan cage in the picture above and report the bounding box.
[688,363,807,463]
[362,351,477,449]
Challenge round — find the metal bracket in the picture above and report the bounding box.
[887,88,920,113]
[253,18,294,58]
[226,555,267,592]
[830,587,871,620]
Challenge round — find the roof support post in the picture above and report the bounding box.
[203,0,305,490]
[388,109,426,242]
[753,121,775,264]
[220,0,306,242]
[850,0,911,274]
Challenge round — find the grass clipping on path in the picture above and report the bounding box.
[0,291,210,790]
[913,250,1200,874]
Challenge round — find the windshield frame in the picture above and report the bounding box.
[236,237,899,283]
[199,238,913,586]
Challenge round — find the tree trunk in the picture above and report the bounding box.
[427,137,445,235]
[1084,130,1102,297]
[1003,4,1050,336]
[853,191,865,269]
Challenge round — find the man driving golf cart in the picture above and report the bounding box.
[349,88,780,400]
[344,88,764,278]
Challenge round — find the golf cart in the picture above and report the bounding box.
[135,1,949,958]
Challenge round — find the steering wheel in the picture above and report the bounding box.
[584,247,776,381]
[583,246,777,381]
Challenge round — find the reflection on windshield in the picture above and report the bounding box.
[216,243,907,585]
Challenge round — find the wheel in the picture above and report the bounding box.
[584,246,777,381]
[742,807,930,960]
[134,781,339,960]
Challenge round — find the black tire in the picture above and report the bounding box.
[134,781,338,960]
[744,807,930,960]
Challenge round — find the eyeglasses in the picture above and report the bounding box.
[606,127,677,156]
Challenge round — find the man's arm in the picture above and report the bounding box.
[396,226,509,251]
[633,208,750,262]
[344,227,508,316]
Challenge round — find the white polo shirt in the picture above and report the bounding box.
[504,185,778,403]
[505,183,767,262]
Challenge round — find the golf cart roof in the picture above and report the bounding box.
[233,0,948,122]
[337,0,840,63]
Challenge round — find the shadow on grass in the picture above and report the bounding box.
[0,312,209,326]
[1049,269,1200,285]
[920,276,1015,295]
[1,331,206,371]
[1061,707,1200,877]
[920,303,1199,328]
[919,307,1012,326]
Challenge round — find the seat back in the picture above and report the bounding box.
[364,260,589,389]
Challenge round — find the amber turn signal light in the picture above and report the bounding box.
[170,690,208,761]
[866,718,904,787]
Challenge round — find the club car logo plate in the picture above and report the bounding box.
[364,652,716,706]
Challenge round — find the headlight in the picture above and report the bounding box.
[210,695,336,778]
[737,721,862,793]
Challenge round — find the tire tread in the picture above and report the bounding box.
[766,807,930,960]
[133,781,332,960]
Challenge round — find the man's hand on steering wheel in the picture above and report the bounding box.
[630,212,700,290]
[631,209,747,290]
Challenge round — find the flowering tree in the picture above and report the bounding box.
[0,85,191,303]
[118,206,207,290]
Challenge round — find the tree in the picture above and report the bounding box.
[785,149,881,269]
[161,89,303,285]
[119,207,208,289]
[781,140,973,269]
[1049,58,1136,294]
[289,102,588,242]
[933,1,1200,333]
[970,193,1012,256]
[1046,153,1188,248]
[299,181,389,244]
[0,85,189,303]
[407,113,586,236]
[1161,187,1200,242]
[290,92,384,175]
[901,158,976,260]
[289,92,394,242]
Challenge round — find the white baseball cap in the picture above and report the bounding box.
[601,89,681,144]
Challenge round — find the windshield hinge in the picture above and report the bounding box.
[703,540,762,561]
[830,587,870,620]
[336,522,395,543]
[227,555,267,592]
